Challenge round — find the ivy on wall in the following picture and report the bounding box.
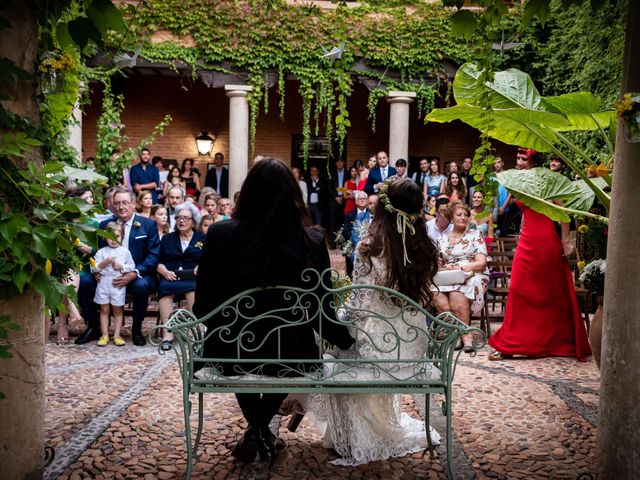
[107,0,472,162]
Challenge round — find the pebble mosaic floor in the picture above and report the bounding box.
[44,251,599,479]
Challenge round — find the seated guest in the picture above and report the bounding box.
[199,214,214,234]
[151,204,170,239]
[163,166,186,199]
[76,189,160,346]
[166,185,185,229]
[431,201,489,352]
[342,190,372,276]
[217,197,233,218]
[444,172,467,203]
[425,195,437,221]
[157,203,204,350]
[469,190,494,238]
[426,197,453,242]
[198,186,216,210]
[136,191,153,218]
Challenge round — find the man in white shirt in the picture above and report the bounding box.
[426,198,453,242]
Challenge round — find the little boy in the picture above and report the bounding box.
[91,222,135,346]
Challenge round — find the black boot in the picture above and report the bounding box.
[256,426,277,463]
[74,327,100,345]
[232,425,260,463]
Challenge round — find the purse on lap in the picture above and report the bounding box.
[433,269,473,286]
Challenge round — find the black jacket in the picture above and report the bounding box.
[194,219,354,376]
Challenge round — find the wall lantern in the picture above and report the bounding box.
[195,131,215,155]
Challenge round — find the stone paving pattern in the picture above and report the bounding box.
[45,252,598,479]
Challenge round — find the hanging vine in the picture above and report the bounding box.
[106,0,471,163]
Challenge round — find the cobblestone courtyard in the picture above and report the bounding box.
[45,255,599,480]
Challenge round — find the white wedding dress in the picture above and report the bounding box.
[306,247,440,466]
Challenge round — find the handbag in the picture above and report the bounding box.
[175,269,196,280]
[433,269,473,286]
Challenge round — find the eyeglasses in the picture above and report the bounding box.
[175,216,193,222]
[113,201,131,207]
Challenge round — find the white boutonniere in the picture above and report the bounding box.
[195,241,204,249]
[133,221,141,229]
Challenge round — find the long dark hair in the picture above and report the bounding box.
[234,158,314,283]
[360,179,439,306]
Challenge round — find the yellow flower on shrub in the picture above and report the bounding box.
[45,259,52,274]
[73,237,81,246]
[89,257,97,269]
[578,224,589,234]
[577,260,586,270]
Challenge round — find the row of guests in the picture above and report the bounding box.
[71,189,209,348]
[118,148,230,205]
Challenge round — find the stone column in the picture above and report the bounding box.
[598,2,640,478]
[225,85,252,199]
[386,91,416,167]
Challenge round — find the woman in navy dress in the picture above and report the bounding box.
[157,203,204,349]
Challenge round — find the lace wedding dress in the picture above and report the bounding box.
[307,247,440,466]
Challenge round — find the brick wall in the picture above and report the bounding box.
[81,75,518,175]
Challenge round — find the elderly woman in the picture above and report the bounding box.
[432,201,489,352]
[157,202,205,349]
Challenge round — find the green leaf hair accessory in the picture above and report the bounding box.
[379,179,420,266]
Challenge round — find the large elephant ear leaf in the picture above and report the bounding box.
[541,92,615,130]
[564,176,608,212]
[453,63,542,110]
[496,168,583,223]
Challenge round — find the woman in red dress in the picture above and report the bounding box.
[488,149,591,361]
[344,160,367,215]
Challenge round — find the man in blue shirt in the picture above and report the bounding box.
[129,148,160,203]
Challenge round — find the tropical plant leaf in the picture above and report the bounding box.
[541,92,615,130]
[453,63,542,110]
[496,168,584,223]
[450,10,477,40]
[564,176,608,212]
[426,105,566,151]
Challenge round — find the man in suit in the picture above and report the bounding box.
[129,148,160,204]
[364,151,396,195]
[166,185,184,230]
[341,191,372,276]
[194,158,354,462]
[204,152,229,198]
[306,165,329,228]
[75,189,161,346]
[328,158,347,248]
[415,158,430,193]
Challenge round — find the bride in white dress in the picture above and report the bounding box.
[312,178,442,466]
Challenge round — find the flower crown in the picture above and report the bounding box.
[378,178,420,265]
[378,178,421,222]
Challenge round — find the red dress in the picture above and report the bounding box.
[488,201,591,361]
[343,179,366,215]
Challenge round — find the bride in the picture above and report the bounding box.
[310,178,442,466]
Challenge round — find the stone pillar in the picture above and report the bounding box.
[67,100,82,162]
[598,2,640,478]
[386,91,416,167]
[225,85,252,199]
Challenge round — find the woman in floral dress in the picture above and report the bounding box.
[432,201,489,352]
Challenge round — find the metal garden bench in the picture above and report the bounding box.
[152,268,486,479]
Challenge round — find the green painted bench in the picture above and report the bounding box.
[152,268,486,479]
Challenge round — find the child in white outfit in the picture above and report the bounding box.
[91,222,135,346]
